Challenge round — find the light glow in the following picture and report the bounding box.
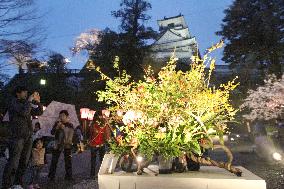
[87,110,96,121]
[40,79,46,85]
[80,108,90,119]
[137,156,143,163]
[272,152,282,161]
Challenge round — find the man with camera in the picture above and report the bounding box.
[2,86,43,189]
[48,110,75,182]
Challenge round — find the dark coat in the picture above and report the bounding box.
[51,121,76,150]
[8,98,43,139]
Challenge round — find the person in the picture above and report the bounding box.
[2,86,43,189]
[48,110,76,181]
[28,138,45,189]
[89,110,111,179]
[32,122,42,142]
[74,125,84,153]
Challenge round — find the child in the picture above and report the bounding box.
[32,122,42,141]
[28,138,45,189]
[74,125,84,153]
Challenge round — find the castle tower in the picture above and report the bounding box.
[151,14,198,62]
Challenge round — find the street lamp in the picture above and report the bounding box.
[40,79,46,85]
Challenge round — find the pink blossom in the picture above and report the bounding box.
[241,75,284,121]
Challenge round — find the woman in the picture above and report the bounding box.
[89,110,111,179]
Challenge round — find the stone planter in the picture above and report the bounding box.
[158,156,173,174]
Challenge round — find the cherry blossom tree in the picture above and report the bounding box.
[241,75,284,121]
[71,29,101,55]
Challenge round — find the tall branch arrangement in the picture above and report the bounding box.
[96,42,241,175]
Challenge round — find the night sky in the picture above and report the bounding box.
[7,0,234,76]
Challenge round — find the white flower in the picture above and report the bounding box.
[122,110,136,125]
[158,127,167,133]
[117,109,124,117]
[207,128,216,134]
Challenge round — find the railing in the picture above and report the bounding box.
[20,69,82,75]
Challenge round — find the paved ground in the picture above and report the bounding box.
[0,150,98,189]
[0,146,283,189]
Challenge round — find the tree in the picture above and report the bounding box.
[71,29,101,55]
[72,0,156,79]
[111,0,156,75]
[72,28,119,75]
[1,40,36,74]
[217,0,284,77]
[0,0,44,77]
[241,74,284,121]
[47,53,68,73]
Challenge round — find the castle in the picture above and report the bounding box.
[151,14,198,63]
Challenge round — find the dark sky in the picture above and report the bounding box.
[7,0,234,76]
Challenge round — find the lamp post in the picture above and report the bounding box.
[40,79,46,86]
[39,79,46,103]
[80,108,89,139]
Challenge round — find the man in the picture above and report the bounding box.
[2,86,43,189]
[48,110,75,181]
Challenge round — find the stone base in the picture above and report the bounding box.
[98,166,266,189]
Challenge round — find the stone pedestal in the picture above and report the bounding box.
[99,166,266,189]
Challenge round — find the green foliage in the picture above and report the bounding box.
[97,42,239,159]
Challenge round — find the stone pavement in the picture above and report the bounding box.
[1,144,283,189]
[0,150,98,189]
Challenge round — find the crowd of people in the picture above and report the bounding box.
[0,86,112,189]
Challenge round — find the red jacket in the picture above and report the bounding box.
[89,123,110,147]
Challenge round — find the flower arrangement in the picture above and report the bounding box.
[96,41,242,176]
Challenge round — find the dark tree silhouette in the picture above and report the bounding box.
[217,0,284,77]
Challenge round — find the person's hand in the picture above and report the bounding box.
[56,121,63,129]
[33,92,40,102]
[28,94,34,102]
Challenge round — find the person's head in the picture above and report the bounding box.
[14,86,28,100]
[59,110,69,123]
[34,122,41,132]
[93,110,103,121]
[33,138,43,149]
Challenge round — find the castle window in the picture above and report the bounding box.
[168,23,175,28]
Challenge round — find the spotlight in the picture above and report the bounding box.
[272,152,282,161]
[137,156,143,163]
[230,137,235,141]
